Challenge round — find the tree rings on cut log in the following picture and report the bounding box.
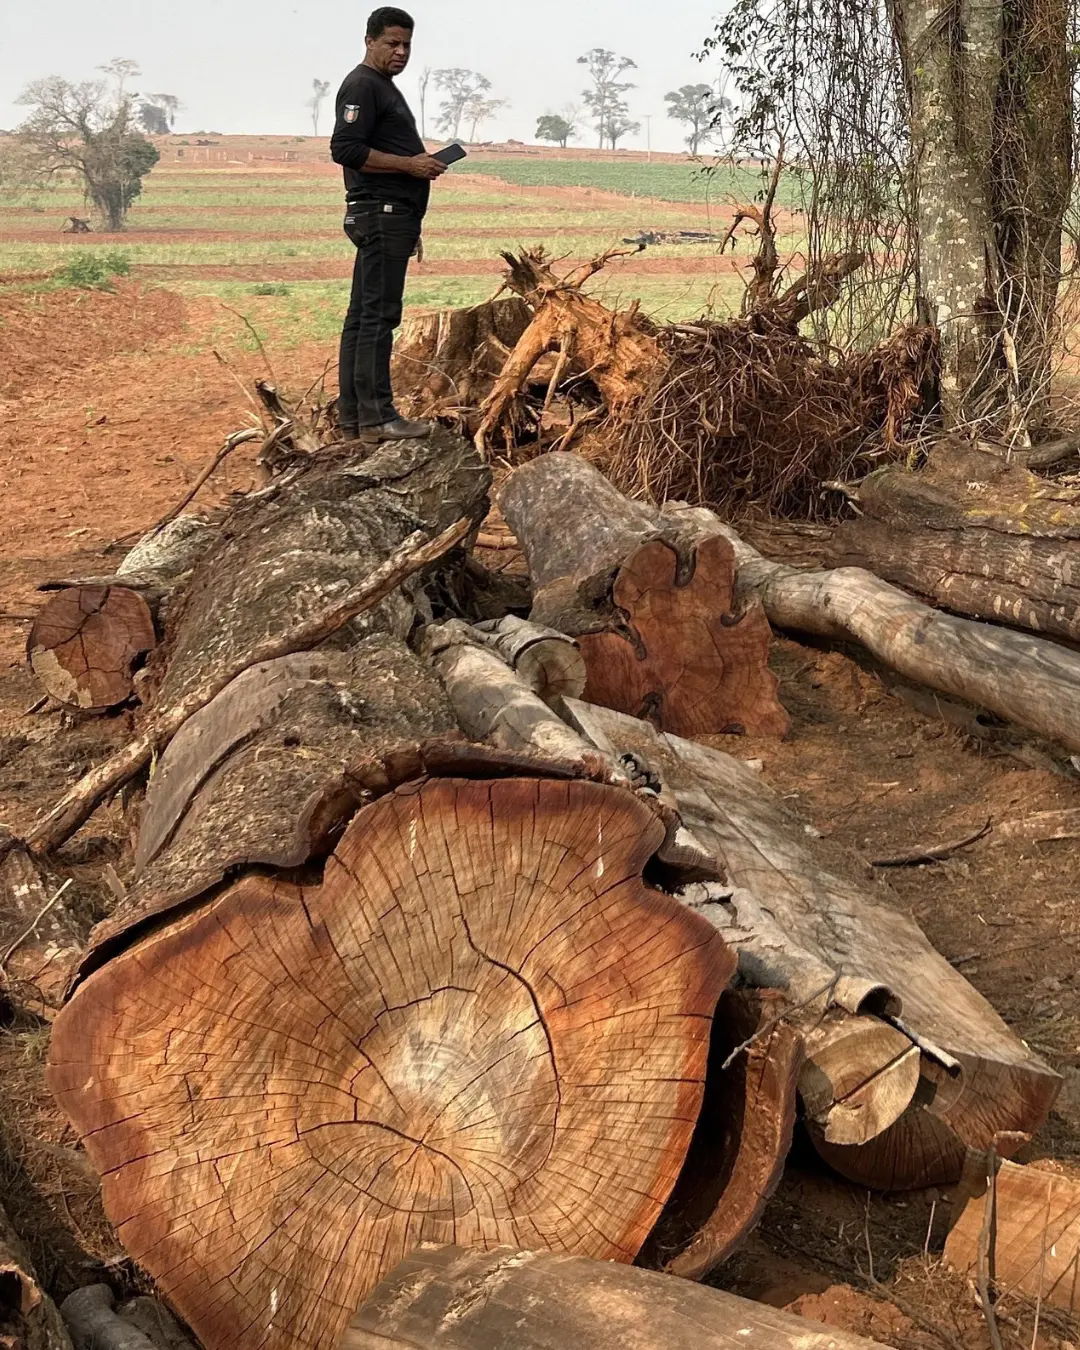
[48,777,733,1350]
[578,536,790,737]
[28,586,156,710]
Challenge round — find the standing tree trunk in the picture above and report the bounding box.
[892,0,1072,429]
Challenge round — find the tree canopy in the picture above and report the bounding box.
[13,64,161,231]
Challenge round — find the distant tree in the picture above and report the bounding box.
[138,93,182,135]
[577,49,636,149]
[464,96,507,142]
[417,67,433,138]
[605,108,640,149]
[664,84,719,155]
[98,58,141,97]
[308,78,331,136]
[138,102,170,135]
[536,112,575,147]
[434,68,491,140]
[13,66,160,230]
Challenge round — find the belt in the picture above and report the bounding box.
[345,199,417,215]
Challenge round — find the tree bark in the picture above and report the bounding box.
[666,502,1080,756]
[833,441,1080,642]
[891,0,1071,428]
[0,1199,73,1350]
[561,698,1060,1191]
[498,454,789,739]
[343,1245,891,1350]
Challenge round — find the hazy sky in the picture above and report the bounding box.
[0,0,723,152]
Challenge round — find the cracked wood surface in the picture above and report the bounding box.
[344,1245,891,1350]
[498,454,788,738]
[48,776,733,1350]
[28,586,157,711]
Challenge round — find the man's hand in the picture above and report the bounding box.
[405,153,449,180]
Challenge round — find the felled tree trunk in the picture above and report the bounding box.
[0,1199,73,1350]
[45,433,736,1350]
[476,250,662,451]
[562,699,1060,1193]
[499,454,790,739]
[344,1245,890,1350]
[30,517,218,711]
[833,441,1080,642]
[667,502,1080,757]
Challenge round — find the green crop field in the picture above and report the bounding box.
[465,156,796,206]
[0,151,787,345]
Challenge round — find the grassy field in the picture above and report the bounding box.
[465,155,789,205]
[0,149,780,345]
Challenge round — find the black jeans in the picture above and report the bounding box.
[338,201,421,429]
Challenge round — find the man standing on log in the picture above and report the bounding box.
[331,8,447,442]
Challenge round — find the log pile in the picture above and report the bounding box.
[6,404,1070,1350]
[11,255,1080,1350]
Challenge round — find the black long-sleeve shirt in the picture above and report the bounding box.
[330,64,429,217]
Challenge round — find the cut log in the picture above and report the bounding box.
[48,777,733,1350]
[0,1199,73,1350]
[28,587,156,711]
[833,441,1080,643]
[498,454,789,738]
[471,617,586,704]
[60,1288,158,1350]
[32,517,219,711]
[561,699,1061,1190]
[945,1154,1080,1315]
[664,501,1080,757]
[343,1245,891,1350]
[421,621,609,774]
[476,250,662,451]
[25,430,492,861]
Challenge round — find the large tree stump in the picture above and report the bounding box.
[833,441,1080,642]
[562,699,1061,1192]
[49,778,732,1350]
[498,454,789,738]
[344,1245,891,1350]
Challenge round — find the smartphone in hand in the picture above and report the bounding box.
[433,143,468,166]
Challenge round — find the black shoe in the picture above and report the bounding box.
[359,416,432,443]
[339,424,360,441]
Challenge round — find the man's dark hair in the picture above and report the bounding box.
[367,6,414,38]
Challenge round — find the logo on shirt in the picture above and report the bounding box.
[344,105,360,123]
